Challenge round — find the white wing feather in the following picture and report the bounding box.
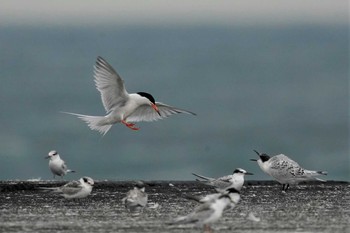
[126,102,196,122]
[94,56,129,113]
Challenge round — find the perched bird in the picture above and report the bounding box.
[251,150,327,191]
[64,56,196,135]
[122,182,148,214]
[42,177,94,199]
[169,188,240,232]
[45,150,75,179]
[192,168,253,191]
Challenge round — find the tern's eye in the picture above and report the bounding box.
[83,177,88,183]
[50,151,57,156]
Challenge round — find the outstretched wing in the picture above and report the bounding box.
[126,102,196,122]
[94,56,129,113]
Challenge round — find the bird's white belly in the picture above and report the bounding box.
[49,161,65,176]
[64,187,92,199]
[109,103,138,122]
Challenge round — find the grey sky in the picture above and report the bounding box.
[0,0,348,26]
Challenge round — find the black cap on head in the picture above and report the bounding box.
[253,150,270,162]
[259,154,271,162]
[137,92,156,104]
[233,168,244,174]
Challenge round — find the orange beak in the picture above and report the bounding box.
[152,103,161,116]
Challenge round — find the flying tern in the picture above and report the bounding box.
[251,150,327,191]
[64,56,196,135]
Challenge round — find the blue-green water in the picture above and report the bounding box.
[0,25,348,181]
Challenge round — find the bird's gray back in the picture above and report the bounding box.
[60,181,83,195]
[267,154,307,183]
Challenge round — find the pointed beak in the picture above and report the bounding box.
[253,150,260,155]
[245,172,254,175]
[45,156,50,159]
[250,158,258,162]
[152,103,161,116]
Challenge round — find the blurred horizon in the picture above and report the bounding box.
[0,1,348,27]
[0,1,348,182]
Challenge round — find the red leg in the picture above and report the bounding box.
[122,120,139,130]
[204,224,212,233]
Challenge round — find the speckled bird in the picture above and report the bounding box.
[251,150,327,191]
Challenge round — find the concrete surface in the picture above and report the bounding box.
[0,180,349,232]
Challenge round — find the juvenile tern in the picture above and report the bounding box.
[64,56,196,135]
[192,168,253,191]
[184,187,241,209]
[45,150,75,179]
[122,182,148,213]
[169,188,240,232]
[251,150,327,191]
[42,177,94,199]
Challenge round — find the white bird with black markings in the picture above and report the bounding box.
[169,188,240,232]
[251,150,327,191]
[192,168,253,191]
[64,56,196,135]
[45,150,75,179]
[42,177,94,199]
[184,187,241,209]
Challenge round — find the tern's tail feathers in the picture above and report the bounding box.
[62,112,112,135]
[39,187,61,193]
[315,177,327,182]
[304,170,328,182]
[169,216,193,225]
[317,171,328,175]
[183,194,202,203]
[305,170,328,176]
[191,173,213,181]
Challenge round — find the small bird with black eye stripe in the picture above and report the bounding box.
[251,150,327,191]
[45,150,75,179]
[169,188,240,232]
[192,168,253,191]
[63,56,196,135]
[41,177,94,199]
